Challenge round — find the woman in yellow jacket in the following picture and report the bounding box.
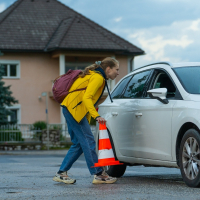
[53,57,119,184]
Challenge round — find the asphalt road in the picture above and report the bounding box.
[1,151,200,200]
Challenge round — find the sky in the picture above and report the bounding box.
[1,0,200,69]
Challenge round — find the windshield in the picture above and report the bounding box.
[173,66,200,94]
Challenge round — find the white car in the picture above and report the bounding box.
[95,62,200,188]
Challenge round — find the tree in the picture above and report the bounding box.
[0,67,18,125]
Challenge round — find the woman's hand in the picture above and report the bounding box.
[96,117,106,124]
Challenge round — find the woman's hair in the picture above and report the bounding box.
[79,57,119,78]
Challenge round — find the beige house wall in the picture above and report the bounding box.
[2,53,60,124]
[1,53,131,124]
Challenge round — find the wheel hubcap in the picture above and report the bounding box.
[182,137,200,180]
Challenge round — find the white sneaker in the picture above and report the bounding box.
[92,171,117,184]
[53,171,76,184]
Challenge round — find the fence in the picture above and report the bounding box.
[0,124,96,150]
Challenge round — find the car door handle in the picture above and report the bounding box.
[111,112,118,116]
[135,112,142,117]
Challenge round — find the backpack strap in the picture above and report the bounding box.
[105,80,113,103]
[68,87,87,94]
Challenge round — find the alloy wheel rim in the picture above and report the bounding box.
[182,137,200,180]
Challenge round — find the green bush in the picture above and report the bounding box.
[32,121,47,130]
[0,129,24,142]
[32,122,64,141]
[51,125,61,130]
[32,121,47,141]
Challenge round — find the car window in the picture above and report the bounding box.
[123,70,151,98]
[152,72,176,98]
[173,66,200,94]
[111,75,132,99]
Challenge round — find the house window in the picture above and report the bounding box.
[8,109,17,122]
[65,62,91,73]
[0,60,20,79]
[6,105,21,124]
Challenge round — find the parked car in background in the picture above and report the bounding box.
[95,62,200,188]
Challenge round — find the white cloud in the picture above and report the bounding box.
[0,3,6,13]
[114,17,122,22]
[134,34,193,62]
[187,18,200,31]
[122,19,199,68]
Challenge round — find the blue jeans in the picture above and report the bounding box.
[59,106,103,175]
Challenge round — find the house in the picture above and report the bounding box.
[0,0,144,125]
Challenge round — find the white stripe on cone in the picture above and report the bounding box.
[99,130,109,139]
[98,149,114,159]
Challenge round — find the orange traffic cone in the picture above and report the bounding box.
[93,123,123,167]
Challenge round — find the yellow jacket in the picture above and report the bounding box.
[61,70,105,123]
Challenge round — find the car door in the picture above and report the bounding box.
[106,70,152,157]
[103,74,133,152]
[129,69,181,161]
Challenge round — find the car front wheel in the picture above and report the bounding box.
[104,164,127,178]
[179,129,200,187]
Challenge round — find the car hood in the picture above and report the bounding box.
[185,94,200,102]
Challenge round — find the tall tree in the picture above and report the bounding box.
[0,67,18,125]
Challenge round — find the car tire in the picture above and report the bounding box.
[179,128,200,187]
[99,130,127,178]
[104,164,127,178]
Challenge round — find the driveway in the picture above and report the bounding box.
[0,150,200,200]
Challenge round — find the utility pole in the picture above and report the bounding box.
[41,92,49,150]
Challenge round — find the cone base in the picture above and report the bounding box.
[93,160,123,167]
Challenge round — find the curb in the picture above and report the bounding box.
[0,150,68,155]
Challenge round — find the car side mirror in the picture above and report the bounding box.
[147,88,169,104]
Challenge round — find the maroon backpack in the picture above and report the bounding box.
[52,69,86,104]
